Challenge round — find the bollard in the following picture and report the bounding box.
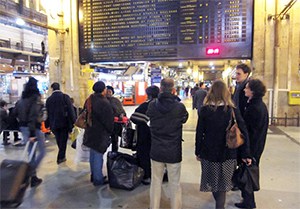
[284,113,287,127]
[297,112,299,127]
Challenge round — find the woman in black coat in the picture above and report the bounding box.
[130,85,159,185]
[195,80,251,209]
[235,79,269,209]
[83,81,114,186]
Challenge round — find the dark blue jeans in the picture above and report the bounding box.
[89,148,104,185]
[19,126,46,176]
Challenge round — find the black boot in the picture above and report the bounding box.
[31,176,43,187]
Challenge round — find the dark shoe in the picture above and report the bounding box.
[231,186,239,191]
[234,202,254,209]
[2,142,11,146]
[31,176,43,187]
[93,176,108,186]
[57,158,67,164]
[142,178,151,185]
[14,138,22,143]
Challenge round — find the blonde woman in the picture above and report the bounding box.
[195,80,252,209]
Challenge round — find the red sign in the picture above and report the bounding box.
[206,48,220,55]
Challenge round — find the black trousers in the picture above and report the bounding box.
[111,123,122,152]
[52,128,69,161]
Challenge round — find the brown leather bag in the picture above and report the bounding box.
[74,95,92,129]
[74,109,87,129]
[226,109,244,149]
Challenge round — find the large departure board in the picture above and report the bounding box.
[78,0,253,63]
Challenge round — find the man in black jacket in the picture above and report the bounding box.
[233,64,251,117]
[147,78,188,209]
[45,82,76,164]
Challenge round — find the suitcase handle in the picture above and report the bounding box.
[21,141,38,162]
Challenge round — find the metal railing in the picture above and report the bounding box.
[270,112,300,127]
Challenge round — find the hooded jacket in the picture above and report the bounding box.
[147,92,188,163]
[15,95,43,137]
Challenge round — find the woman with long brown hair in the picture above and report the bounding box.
[195,80,251,209]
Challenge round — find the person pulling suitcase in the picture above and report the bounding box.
[0,141,38,208]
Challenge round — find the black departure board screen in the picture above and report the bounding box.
[78,0,253,63]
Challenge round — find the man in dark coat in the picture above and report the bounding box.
[147,78,188,209]
[193,82,207,116]
[233,64,252,117]
[45,82,76,164]
[235,79,269,209]
[83,81,114,186]
[130,85,160,185]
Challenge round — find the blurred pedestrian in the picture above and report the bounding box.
[0,100,10,145]
[45,82,76,164]
[14,77,46,187]
[193,82,207,116]
[147,78,189,209]
[195,80,251,209]
[191,84,199,109]
[235,79,269,209]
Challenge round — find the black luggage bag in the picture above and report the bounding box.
[0,142,38,208]
[107,151,144,191]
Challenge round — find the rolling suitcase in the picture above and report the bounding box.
[0,141,38,208]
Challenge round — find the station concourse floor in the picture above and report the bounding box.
[0,98,299,209]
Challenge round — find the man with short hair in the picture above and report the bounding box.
[45,82,76,164]
[233,64,252,116]
[193,82,207,116]
[147,78,189,209]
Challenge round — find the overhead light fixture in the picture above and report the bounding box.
[16,18,25,26]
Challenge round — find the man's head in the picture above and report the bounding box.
[93,81,106,95]
[235,64,251,83]
[0,100,8,108]
[146,85,160,99]
[199,82,206,89]
[51,82,60,91]
[160,78,175,94]
[106,86,114,97]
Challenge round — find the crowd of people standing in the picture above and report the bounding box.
[0,63,269,209]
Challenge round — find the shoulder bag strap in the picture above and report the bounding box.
[226,108,233,131]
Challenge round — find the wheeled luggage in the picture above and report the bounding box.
[0,141,38,208]
[107,151,144,191]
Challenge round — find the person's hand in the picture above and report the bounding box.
[196,156,201,161]
[242,158,252,166]
[29,136,36,142]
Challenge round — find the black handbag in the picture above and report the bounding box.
[120,122,137,150]
[232,161,260,193]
